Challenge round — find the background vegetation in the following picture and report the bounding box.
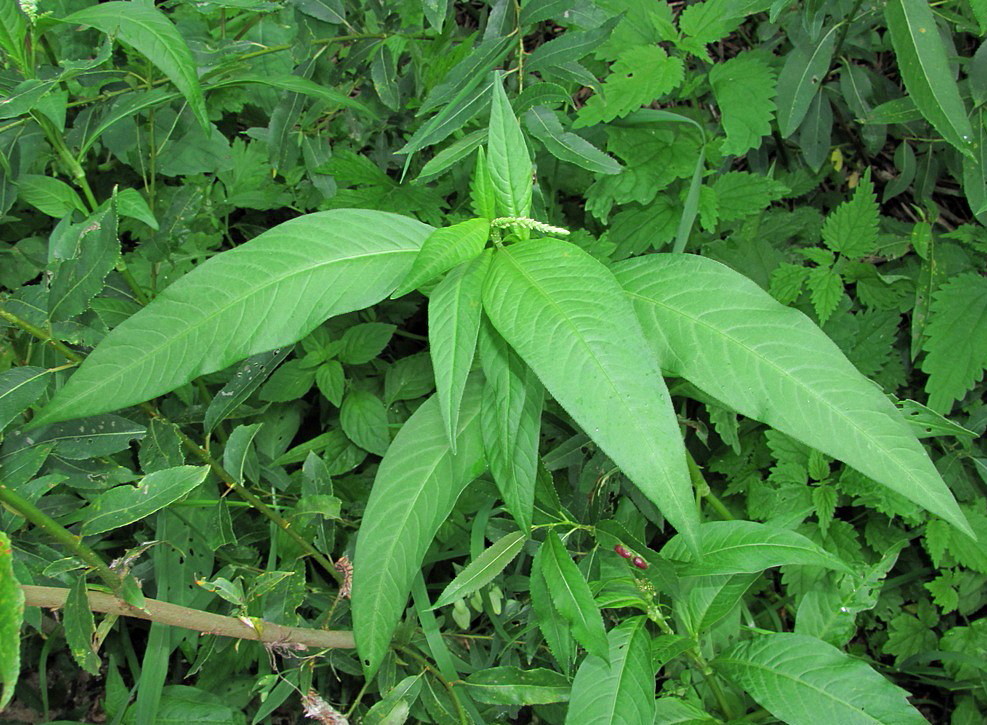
[1,0,986,723]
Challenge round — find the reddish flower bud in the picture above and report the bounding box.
[614,544,633,559]
[631,556,648,570]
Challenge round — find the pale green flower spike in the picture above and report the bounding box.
[19,0,38,22]
[491,216,570,236]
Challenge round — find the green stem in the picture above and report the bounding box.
[0,484,123,594]
[0,305,83,364]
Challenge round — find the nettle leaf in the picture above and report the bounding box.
[716,633,926,724]
[482,239,700,552]
[885,0,975,157]
[709,171,789,222]
[429,252,491,451]
[807,265,844,325]
[709,51,777,156]
[776,24,838,137]
[0,530,23,710]
[393,218,490,297]
[352,380,486,678]
[920,274,987,412]
[822,172,879,259]
[661,521,851,577]
[487,72,532,218]
[34,210,431,426]
[566,616,654,725]
[574,46,684,127]
[432,530,526,609]
[615,254,970,537]
[63,2,209,130]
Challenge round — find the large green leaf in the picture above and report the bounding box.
[715,633,926,724]
[487,72,532,218]
[614,254,970,537]
[565,617,654,725]
[885,0,974,157]
[352,380,486,679]
[0,530,23,710]
[483,240,700,552]
[63,2,209,130]
[34,210,431,426]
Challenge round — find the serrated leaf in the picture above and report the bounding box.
[81,465,209,535]
[49,205,120,322]
[807,265,843,324]
[64,576,100,675]
[716,633,926,724]
[920,273,987,413]
[540,531,609,661]
[885,0,975,157]
[352,380,486,678]
[776,25,838,137]
[341,390,390,456]
[615,254,970,537]
[34,210,431,426]
[530,548,576,673]
[0,530,23,710]
[525,105,622,174]
[565,616,654,725]
[710,52,777,156]
[822,172,878,259]
[433,530,525,609]
[482,240,700,552]
[429,252,490,451]
[0,366,51,433]
[394,218,490,297]
[465,666,569,705]
[575,46,684,127]
[315,359,345,407]
[487,72,532,218]
[710,172,788,222]
[662,521,851,577]
[64,2,209,130]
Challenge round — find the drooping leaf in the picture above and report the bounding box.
[524,105,622,174]
[885,0,975,157]
[352,380,486,678]
[64,575,100,675]
[81,465,210,535]
[709,51,777,156]
[393,218,490,297]
[464,666,570,705]
[487,72,532,218]
[0,530,23,710]
[776,24,838,137]
[432,530,526,609]
[715,633,926,724]
[565,616,654,725]
[482,239,700,552]
[34,210,431,426]
[429,252,491,451]
[63,2,210,130]
[615,254,970,536]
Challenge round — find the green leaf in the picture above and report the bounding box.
[0,366,51,433]
[16,175,87,217]
[464,666,570,705]
[223,423,262,484]
[710,171,789,222]
[316,360,345,407]
[81,465,209,535]
[229,74,377,119]
[49,205,121,322]
[352,380,486,678]
[574,46,684,127]
[482,240,700,552]
[394,218,490,297]
[429,252,491,451]
[115,188,158,230]
[776,25,838,137]
[203,346,292,432]
[525,106,622,174]
[885,0,975,157]
[340,390,390,456]
[822,171,878,259]
[337,323,396,365]
[661,521,851,577]
[34,210,431,426]
[28,414,145,459]
[807,265,844,325]
[530,546,576,673]
[416,129,487,182]
[678,574,759,636]
[920,274,987,413]
[0,530,23,710]
[470,147,497,220]
[539,531,609,661]
[432,530,526,609]
[487,72,532,218]
[63,2,209,131]
[565,616,654,725]
[479,321,543,532]
[716,633,926,724]
[709,51,777,156]
[64,575,100,675]
[615,254,970,537]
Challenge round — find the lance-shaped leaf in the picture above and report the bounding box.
[0,366,51,433]
[715,633,926,724]
[432,530,526,609]
[776,25,838,138]
[539,531,609,661]
[483,240,700,552]
[524,105,622,175]
[566,616,654,725]
[34,210,431,426]
[614,254,970,537]
[487,72,532,218]
[885,0,974,157]
[63,2,209,130]
[352,380,487,679]
[465,666,570,705]
[428,252,491,450]
[393,218,490,297]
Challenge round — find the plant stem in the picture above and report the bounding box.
[0,305,84,364]
[0,484,122,594]
[21,585,355,649]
